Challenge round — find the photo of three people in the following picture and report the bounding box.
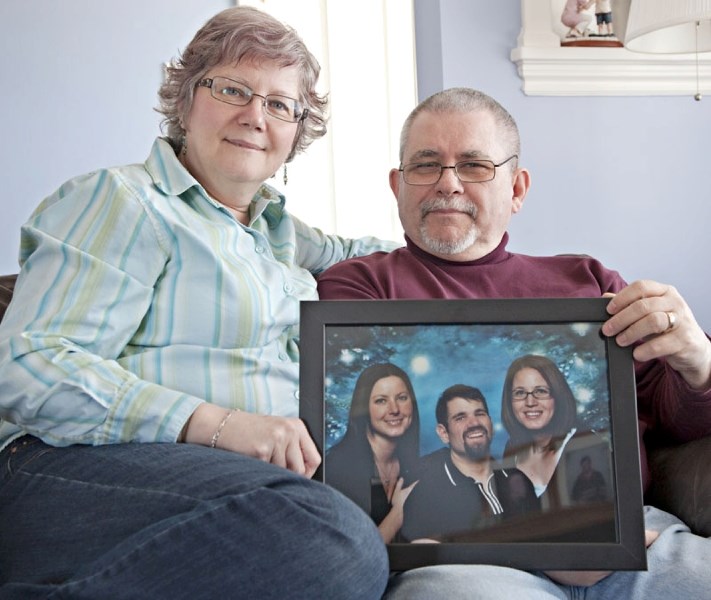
[322,320,616,546]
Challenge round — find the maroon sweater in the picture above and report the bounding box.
[317,233,711,492]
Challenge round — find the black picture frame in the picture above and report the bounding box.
[300,297,646,572]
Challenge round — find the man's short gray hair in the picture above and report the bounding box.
[399,88,520,166]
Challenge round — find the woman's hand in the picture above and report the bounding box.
[377,478,418,543]
[183,403,321,478]
[390,477,418,513]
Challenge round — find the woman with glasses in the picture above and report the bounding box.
[500,354,611,513]
[327,363,421,543]
[0,6,393,598]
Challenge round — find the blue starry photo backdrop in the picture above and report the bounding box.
[324,322,612,459]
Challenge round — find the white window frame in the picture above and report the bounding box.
[239,0,417,241]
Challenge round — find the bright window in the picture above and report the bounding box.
[239,0,417,241]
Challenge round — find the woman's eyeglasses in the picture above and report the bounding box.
[511,386,552,402]
[197,76,308,123]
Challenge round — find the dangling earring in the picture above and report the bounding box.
[181,134,187,157]
[282,164,288,186]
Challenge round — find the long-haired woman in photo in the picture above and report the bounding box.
[328,363,421,542]
[501,354,581,507]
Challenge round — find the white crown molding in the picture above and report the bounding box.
[511,0,711,96]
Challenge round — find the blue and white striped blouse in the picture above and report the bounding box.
[0,137,398,450]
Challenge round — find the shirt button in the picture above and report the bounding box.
[255,246,264,254]
[283,282,294,294]
[294,390,300,400]
[278,352,288,361]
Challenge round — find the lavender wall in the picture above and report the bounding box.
[2,0,709,329]
[0,0,229,273]
[414,0,711,330]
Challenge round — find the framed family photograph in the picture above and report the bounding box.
[300,297,647,572]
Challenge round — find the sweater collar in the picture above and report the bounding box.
[405,232,512,266]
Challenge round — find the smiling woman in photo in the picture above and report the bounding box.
[327,363,421,542]
[500,354,581,506]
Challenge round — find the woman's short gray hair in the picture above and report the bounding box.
[399,88,520,166]
[157,6,327,162]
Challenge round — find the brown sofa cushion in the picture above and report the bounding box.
[647,436,711,537]
[0,274,17,323]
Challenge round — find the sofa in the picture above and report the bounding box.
[1,272,710,537]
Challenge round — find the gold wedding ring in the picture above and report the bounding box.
[665,311,677,332]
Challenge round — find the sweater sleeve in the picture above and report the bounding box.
[317,258,388,299]
[291,214,400,276]
[635,356,711,445]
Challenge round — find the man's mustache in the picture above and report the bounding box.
[421,197,477,218]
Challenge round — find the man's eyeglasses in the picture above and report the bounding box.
[511,386,552,402]
[197,76,308,123]
[399,154,518,185]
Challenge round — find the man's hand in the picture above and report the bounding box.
[602,280,711,390]
[544,570,612,587]
[545,530,660,587]
[184,403,321,478]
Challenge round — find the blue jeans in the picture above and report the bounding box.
[0,436,388,599]
[384,506,711,599]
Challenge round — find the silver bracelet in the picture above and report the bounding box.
[210,409,236,448]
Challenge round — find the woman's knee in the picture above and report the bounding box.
[239,479,389,599]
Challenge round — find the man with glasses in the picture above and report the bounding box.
[400,384,538,543]
[318,87,711,598]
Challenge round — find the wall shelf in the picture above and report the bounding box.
[511,0,711,96]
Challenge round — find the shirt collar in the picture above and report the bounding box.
[145,137,197,197]
[144,137,286,226]
[442,449,498,487]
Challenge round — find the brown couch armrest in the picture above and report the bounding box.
[646,435,711,537]
[0,274,17,324]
